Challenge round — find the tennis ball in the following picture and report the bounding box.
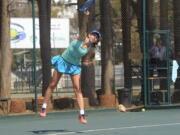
[141,108,146,112]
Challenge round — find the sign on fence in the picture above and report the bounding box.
[10,18,69,49]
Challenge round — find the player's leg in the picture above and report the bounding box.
[39,70,62,117]
[70,73,88,124]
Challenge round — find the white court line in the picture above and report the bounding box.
[48,122,180,135]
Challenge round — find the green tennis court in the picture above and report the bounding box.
[1,109,180,135]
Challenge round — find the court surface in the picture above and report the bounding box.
[1,109,180,135]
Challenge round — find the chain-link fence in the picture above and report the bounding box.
[8,0,180,107]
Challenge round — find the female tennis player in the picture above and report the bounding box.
[39,30,101,124]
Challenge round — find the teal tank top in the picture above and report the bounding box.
[62,40,91,65]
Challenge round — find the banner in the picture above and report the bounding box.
[10,18,69,48]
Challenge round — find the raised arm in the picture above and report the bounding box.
[78,11,90,41]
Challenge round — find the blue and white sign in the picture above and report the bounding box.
[10,18,69,49]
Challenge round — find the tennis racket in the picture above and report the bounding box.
[79,0,95,11]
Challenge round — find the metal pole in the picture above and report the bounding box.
[142,0,148,106]
[167,31,171,104]
[32,0,38,113]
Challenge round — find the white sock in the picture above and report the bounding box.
[42,103,47,109]
[80,110,85,115]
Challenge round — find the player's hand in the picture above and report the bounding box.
[84,10,90,15]
[84,37,90,44]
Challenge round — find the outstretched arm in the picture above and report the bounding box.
[78,10,90,41]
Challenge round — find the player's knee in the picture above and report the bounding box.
[74,87,81,94]
[49,82,57,90]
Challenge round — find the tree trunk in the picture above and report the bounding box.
[131,0,143,52]
[160,0,168,30]
[100,0,114,94]
[173,0,180,89]
[0,0,12,98]
[160,0,168,90]
[38,0,51,96]
[0,0,12,114]
[78,0,98,106]
[121,0,132,89]
[146,0,154,48]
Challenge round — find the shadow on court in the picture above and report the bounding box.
[29,129,85,134]
[1,109,180,135]
[30,129,70,134]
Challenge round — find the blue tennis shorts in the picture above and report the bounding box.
[51,55,82,75]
